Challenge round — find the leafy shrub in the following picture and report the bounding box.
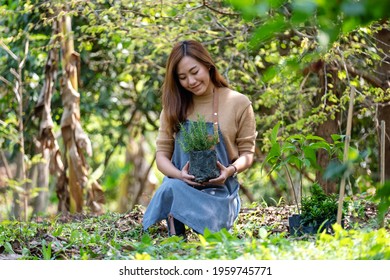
[300,183,347,228]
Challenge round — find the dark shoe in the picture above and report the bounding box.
[167,214,186,238]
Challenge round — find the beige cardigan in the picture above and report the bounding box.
[156,88,257,162]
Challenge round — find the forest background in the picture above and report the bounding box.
[0,0,389,226]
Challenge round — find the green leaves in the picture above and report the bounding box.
[41,240,52,260]
[249,15,287,50]
[323,147,370,181]
[227,0,389,49]
[374,181,390,227]
[262,122,331,174]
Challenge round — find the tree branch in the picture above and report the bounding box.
[0,40,18,61]
[0,75,12,88]
[0,149,13,180]
[202,0,240,16]
[345,64,387,90]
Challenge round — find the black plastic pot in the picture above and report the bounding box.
[288,214,341,236]
[189,149,220,183]
[288,214,315,236]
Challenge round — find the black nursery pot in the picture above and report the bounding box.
[288,214,315,236]
[189,149,220,183]
[288,214,343,236]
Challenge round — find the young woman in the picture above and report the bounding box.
[142,40,257,237]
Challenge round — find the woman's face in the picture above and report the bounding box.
[177,56,212,96]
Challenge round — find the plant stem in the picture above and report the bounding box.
[284,166,300,214]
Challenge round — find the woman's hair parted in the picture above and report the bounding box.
[161,40,228,134]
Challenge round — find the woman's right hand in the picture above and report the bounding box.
[156,152,201,186]
[181,161,202,186]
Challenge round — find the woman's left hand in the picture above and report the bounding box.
[204,161,230,186]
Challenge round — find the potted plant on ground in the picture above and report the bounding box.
[179,115,220,183]
[262,122,344,235]
[289,183,347,235]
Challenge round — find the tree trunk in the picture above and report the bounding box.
[8,40,29,220]
[59,15,83,213]
[11,152,23,219]
[374,26,390,181]
[34,19,62,215]
[313,61,340,194]
[118,130,157,213]
[59,15,104,213]
[59,15,92,213]
[32,147,50,215]
[0,151,15,219]
[378,108,390,182]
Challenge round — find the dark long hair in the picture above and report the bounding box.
[161,40,228,134]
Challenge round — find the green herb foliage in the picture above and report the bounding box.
[301,183,347,228]
[178,115,219,153]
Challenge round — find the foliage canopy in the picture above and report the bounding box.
[0,0,389,219]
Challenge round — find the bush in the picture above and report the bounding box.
[300,183,347,228]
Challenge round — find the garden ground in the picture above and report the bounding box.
[1,195,389,260]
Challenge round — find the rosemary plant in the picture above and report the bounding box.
[178,114,218,153]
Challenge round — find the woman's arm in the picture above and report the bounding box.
[156,151,201,186]
[229,151,254,175]
[156,151,180,178]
